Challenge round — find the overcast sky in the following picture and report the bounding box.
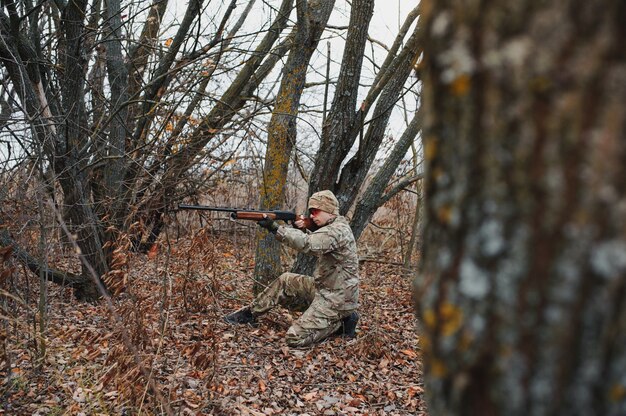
[371,0,419,43]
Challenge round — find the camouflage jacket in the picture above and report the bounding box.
[276,216,359,311]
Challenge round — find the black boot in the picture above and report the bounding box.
[336,311,359,338]
[224,307,257,325]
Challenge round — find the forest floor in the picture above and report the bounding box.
[2,234,426,415]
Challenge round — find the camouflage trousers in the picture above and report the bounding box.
[250,272,348,347]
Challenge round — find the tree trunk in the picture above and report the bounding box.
[253,0,335,293]
[58,0,108,299]
[416,0,626,414]
[334,25,421,214]
[350,110,422,241]
[306,0,375,196]
[102,0,129,218]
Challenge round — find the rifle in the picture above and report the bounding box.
[178,204,317,231]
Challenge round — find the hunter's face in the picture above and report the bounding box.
[310,208,334,226]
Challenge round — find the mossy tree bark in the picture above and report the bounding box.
[416,0,626,414]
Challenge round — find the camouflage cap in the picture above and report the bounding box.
[308,190,340,215]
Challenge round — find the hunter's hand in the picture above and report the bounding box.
[294,219,306,229]
[258,215,279,234]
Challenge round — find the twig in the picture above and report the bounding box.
[358,257,404,266]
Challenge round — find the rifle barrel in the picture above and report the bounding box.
[177,205,314,229]
[177,205,237,212]
[178,205,297,219]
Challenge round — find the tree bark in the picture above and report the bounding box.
[334,24,421,214]
[350,110,422,241]
[306,0,375,197]
[416,0,626,414]
[57,0,109,297]
[99,0,130,227]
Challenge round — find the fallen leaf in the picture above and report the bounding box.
[147,244,158,259]
[401,349,418,358]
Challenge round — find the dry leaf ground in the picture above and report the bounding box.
[1,234,427,415]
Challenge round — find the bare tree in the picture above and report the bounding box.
[0,0,294,300]
[291,4,422,275]
[415,0,626,414]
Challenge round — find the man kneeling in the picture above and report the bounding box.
[224,190,360,347]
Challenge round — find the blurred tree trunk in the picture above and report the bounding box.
[253,0,335,293]
[415,0,626,414]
